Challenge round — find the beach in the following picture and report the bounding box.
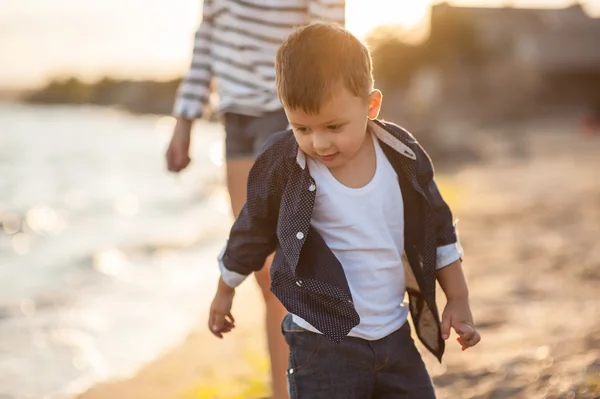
[76,114,600,399]
[1,105,598,399]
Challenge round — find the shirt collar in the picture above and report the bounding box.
[295,119,416,170]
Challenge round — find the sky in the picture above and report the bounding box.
[0,0,598,89]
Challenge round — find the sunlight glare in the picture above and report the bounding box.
[1,212,21,235]
[346,0,431,38]
[26,206,63,235]
[93,248,131,278]
[114,193,139,217]
[209,140,224,167]
[154,116,176,141]
[12,233,31,255]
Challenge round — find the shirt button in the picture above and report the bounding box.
[296,280,303,287]
[308,183,316,192]
[288,368,295,375]
[296,232,304,240]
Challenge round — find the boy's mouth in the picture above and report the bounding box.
[318,152,339,162]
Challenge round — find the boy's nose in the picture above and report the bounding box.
[312,133,331,152]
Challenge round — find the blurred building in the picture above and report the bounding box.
[427,2,600,122]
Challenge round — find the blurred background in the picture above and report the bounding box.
[0,1,599,399]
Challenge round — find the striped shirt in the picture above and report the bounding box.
[172,0,345,119]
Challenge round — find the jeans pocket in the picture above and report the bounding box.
[281,313,310,334]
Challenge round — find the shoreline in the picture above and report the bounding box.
[76,280,271,399]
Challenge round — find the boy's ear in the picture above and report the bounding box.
[368,89,383,120]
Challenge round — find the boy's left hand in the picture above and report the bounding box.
[441,298,481,351]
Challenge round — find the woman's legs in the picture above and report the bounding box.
[227,158,290,399]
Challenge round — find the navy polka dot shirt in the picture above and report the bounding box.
[219,120,461,361]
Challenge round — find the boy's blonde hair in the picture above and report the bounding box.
[275,23,374,114]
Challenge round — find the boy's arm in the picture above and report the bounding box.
[209,144,286,337]
[217,145,286,288]
[435,260,469,301]
[413,142,480,348]
[413,144,464,270]
[308,0,346,26]
[436,259,479,349]
[172,0,215,120]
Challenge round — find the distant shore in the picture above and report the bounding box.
[21,77,183,116]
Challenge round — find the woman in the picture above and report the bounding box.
[165,1,345,397]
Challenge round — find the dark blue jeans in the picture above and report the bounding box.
[281,314,437,399]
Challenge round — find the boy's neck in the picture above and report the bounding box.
[327,130,377,189]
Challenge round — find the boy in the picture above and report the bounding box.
[209,23,481,398]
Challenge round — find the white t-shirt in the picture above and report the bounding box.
[292,133,409,340]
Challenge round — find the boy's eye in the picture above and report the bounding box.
[328,124,343,131]
[296,127,309,133]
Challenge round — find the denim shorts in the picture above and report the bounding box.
[281,313,437,399]
[223,109,289,159]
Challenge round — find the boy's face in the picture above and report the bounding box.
[285,87,382,170]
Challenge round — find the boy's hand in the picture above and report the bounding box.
[166,117,192,173]
[208,278,236,338]
[441,298,481,351]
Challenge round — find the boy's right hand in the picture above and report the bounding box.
[208,278,236,338]
[166,117,193,173]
